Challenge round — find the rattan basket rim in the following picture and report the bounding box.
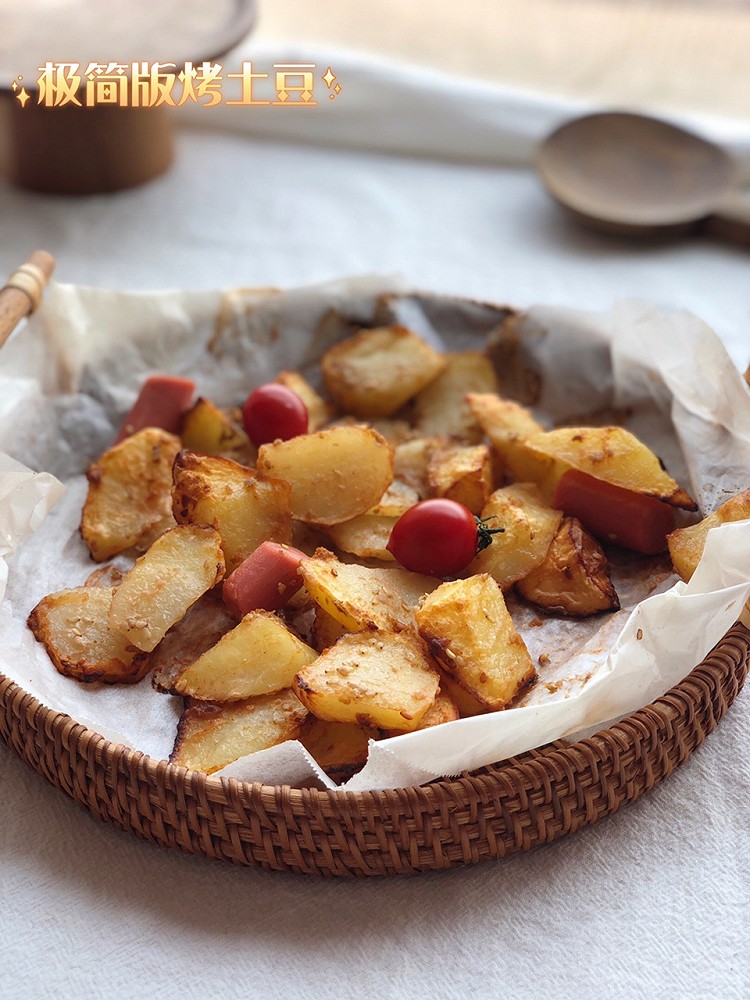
[2,624,749,876]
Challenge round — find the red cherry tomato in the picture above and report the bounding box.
[387,499,484,577]
[242,383,308,447]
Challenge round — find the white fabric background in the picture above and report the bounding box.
[1,45,749,1000]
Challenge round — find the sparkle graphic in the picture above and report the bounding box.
[322,66,335,88]
[15,87,31,108]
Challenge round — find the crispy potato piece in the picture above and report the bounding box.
[466,393,552,489]
[368,419,416,447]
[28,587,149,684]
[369,480,420,516]
[173,610,317,702]
[80,427,180,562]
[321,326,445,418]
[150,592,237,693]
[516,517,620,616]
[300,548,440,632]
[170,690,308,774]
[413,351,498,441]
[293,631,440,731]
[84,564,126,588]
[172,451,292,572]
[384,687,460,736]
[428,444,492,514]
[324,513,397,562]
[180,397,254,462]
[311,605,349,652]
[468,484,563,589]
[415,574,536,710]
[525,426,697,509]
[668,488,750,581]
[257,426,393,525]
[109,524,225,652]
[438,673,488,717]
[392,437,443,499]
[299,718,373,782]
[275,370,335,431]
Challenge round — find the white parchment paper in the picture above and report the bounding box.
[1,277,749,792]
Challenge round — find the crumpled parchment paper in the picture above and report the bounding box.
[1,276,749,792]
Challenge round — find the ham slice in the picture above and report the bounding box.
[116,375,195,442]
[223,541,307,617]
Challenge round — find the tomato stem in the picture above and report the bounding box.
[475,515,504,553]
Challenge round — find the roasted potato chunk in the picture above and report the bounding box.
[172,451,292,571]
[170,689,308,774]
[28,587,149,684]
[257,426,393,525]
[150,592,238,693]
[321,326,445,418]
[392,437,442,498]
[301,548,440,632]
[180,397,254,461]
[468,484,563,589]
[415,574,536,710]
[466,393,552,489]
[293,630,440,731]
[311,604,349,652]
[173,610,317,702]
[299,718,373,782]
[516,517,620,616]
[109,524,225,652]
[324,512,398,562]
[275,370,334,430]
[428,444,492,514]
[369,480,420,516]
[383,687,460,736]
[413,351,498,441]
[81,427,180,562]
[525,426,697,509]
[668,488,750,581]
[438,673,488,717]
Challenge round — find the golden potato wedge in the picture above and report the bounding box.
[300,548,440,632]
[109,524,225,652]
[438,672,488,717]
[84,564,126,588]
[516,517,620,617]
[256,426,393,525]
[28,587,149,684]
[392,437,442,499]
[80,427,180,562]
[299,718,373,782]
[369,480,420,516]
[172,451,292,571]
[428,444,492,514]
[324,512,398,562]
[321,325,445,418]
[180,397,254,461]
[415,574,536,710]
[413,351,498,441]
[275,370,335,431]
[173,610,317,702]
[368,419,416,447]
[311,604,349,652]
[525,426,697,509]
[170,689,308,774]
[668,488,750,581]
[150,592,237,693]
[383,687,460,736]
[468,484,563,589]
[293,630,440,731]
[466,393,553,489]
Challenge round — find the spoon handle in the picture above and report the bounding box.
[705,190,750,246]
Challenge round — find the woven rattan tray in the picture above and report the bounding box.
[1,623,747,876]
[1,254,748,877]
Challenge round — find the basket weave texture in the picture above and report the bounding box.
[1,623,748,877]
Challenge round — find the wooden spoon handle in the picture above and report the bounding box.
[0,251,56,350]
[704,190,750,247]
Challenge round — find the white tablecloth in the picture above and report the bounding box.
[1,45,748,1000]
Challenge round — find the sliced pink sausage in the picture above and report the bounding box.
[116,375,196,442]
[223,541,307,617]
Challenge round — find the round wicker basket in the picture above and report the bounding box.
[1,623,747,877]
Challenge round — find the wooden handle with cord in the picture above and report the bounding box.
[0,251,56,350]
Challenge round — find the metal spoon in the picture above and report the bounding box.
[536,111,750,245]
